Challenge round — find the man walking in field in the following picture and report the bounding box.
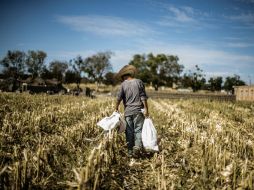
[115,65,149,157]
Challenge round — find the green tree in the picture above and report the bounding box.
[41,66,53,80]
[129,54,151,84]
[70,55,84,88]
[0,50,26,91]
[103,71,117,86]
[26,50,47,78]
[191,65,206,91]
[157,54,183,87]
[145,53,159,89]
[224,75,245,93]
[208,76,223,92]
[0,50,26,79]
[182,65,206,91]
[49,61,68,81]
[65,70,79,84]
[181,73,193,88]
[129,53,184,90]
[83,51,113,90]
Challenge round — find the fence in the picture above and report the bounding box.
[146,91,236,101]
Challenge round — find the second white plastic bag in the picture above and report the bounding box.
[141,118,159,151]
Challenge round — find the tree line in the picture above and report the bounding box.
[129,53,245,92]
[0,50,245,92]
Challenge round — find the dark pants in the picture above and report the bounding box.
[125,112,145,152]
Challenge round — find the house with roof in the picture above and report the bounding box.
[19,77,66,94]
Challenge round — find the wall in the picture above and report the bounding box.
[234,85,254,101]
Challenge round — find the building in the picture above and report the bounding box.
[18,77,67,94]
[234,85,254,101]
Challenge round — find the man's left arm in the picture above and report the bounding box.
[115,99,121,112]
[139,81,149,117]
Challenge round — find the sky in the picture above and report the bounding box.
[0,0,254,84]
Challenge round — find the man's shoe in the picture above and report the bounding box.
[133,146,142,157]
[127,150,133,158]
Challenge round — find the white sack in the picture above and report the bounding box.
[142,118,159,151]
[97,112,125,133]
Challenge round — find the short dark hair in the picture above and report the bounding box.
[121,74,131,80]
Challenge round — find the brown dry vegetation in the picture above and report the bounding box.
[0,93,254,189]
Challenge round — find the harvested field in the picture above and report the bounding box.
[0,93,254,189]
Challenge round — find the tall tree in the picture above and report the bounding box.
[129,54,151,84]
[0,50,26,79]
[83,51,113,86]
[181,73,193,88]
[183,65,206,91]
[208,76,223,92]
[49,61,68,81]
[192,65,206,91]
[0,50,26,91]
[41,66,53,80]
[65,70,80,84]
[70,55,85,88]
[224,75,245,93]
[157,54,183,87]
[129,53,184,90]
[103,71,117,86]
[26,50,47,78]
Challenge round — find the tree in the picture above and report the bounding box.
[65,70,80,84]
[181,73,193,88]
[83,51,113,89]
[157,54,183,87]
[41,66,53,80]
[208,76,223,92]
[49,61,68,81]
[103,72,117,86]
[129,53,184,90]
[0,50,26,91]
[145,53,160,89]
[70,55,84,88]
[0,50,26,79]
[129,54,151,84]
[224,75,245,93]
[26,50,47,78]
[182,65,206,91]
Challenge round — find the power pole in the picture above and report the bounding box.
[248,75,251,86]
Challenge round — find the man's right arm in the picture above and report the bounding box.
[115,84,123,112]
[139,80,149,117]
[142,99,149,117]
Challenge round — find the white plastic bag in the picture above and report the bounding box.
[97,112,126,133]
[142,118,159,151]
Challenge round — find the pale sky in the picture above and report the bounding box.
[0,0,254,83]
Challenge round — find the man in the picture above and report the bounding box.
[115,65,149,157]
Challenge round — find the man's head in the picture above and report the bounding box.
[121,74,132,81]
[117,65,137,81]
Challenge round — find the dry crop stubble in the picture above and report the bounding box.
[0,93,116,189]
[0,93,254,189]
[150,99,254,189]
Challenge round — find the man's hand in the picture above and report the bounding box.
[143,108,149,117]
